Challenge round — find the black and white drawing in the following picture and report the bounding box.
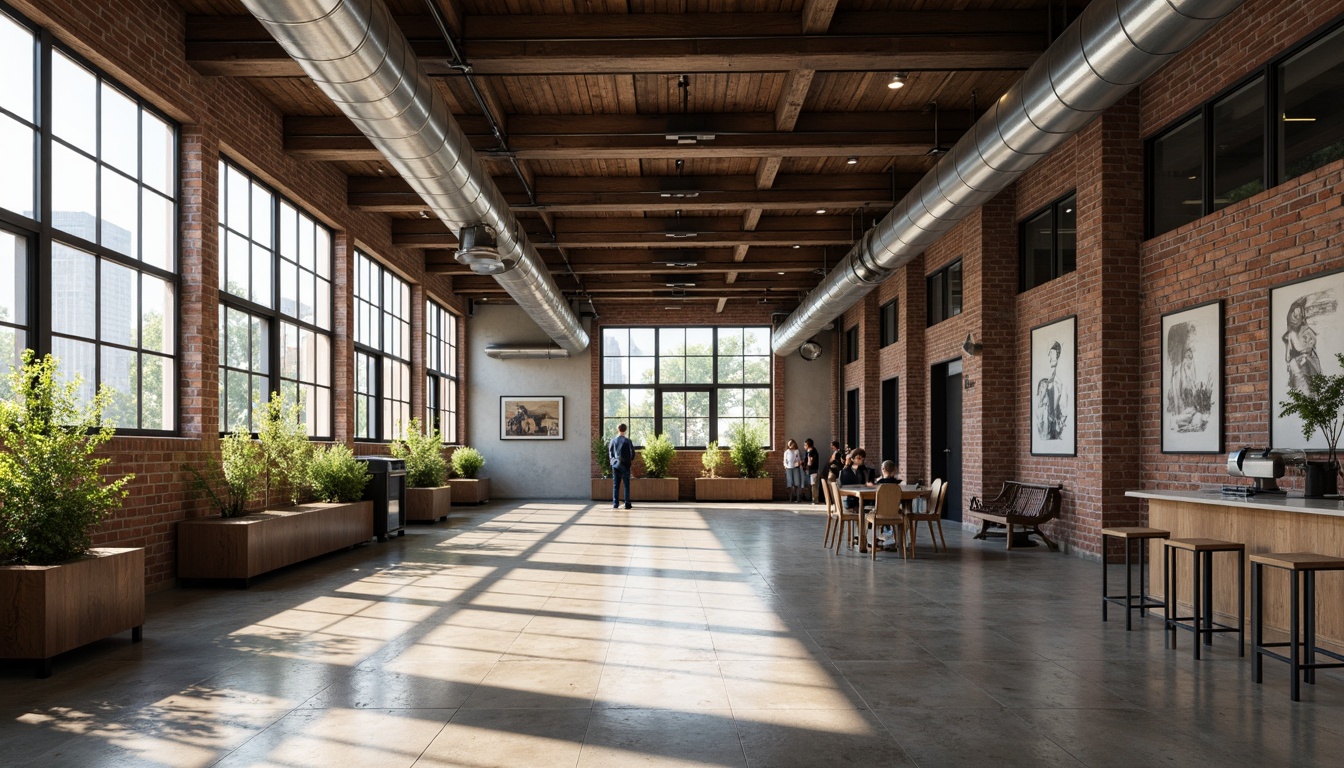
[1271,270,1344,449]
[1161,300,1222,454]
[1031,315,1076,456]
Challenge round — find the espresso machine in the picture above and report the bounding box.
[1226,448,1295,494]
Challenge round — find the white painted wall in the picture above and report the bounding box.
[466,305,833,498]
[466,304,592,498]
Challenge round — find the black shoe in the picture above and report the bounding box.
[612,504,619,508]
[624,504,633,510]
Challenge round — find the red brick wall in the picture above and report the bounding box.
[12,0,468,590]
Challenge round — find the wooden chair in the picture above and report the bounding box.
[830,479,862,555]
[906,478,948,557]
[821,474,841,549]
[865,483,907,560]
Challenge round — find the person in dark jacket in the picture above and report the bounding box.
[803,438,820,504]
[608,423,635,510]
[837,448,876,510]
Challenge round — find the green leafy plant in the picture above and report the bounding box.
[451,446,485,479]
[391,418,448,488]
[1279,352,1344,468]
[0,351,134,565]
[701,440,724,478]
[592,435,611,479]
[308,444,372,503]
[641,433,676,478]
[189,427,265,519]
[728,422,769,479]
[258,389,313,505]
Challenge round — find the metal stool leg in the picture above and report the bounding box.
[1306,570,1316,686]
[1101,535,1109,622]
[1167,545,1177,649]
[1252,562,1263,684]
[1124,537,1134,631]
[1201,550,1214,648]
[1290,569,1301,702]
[1140,538,1149,618]
[1238,551,1245,658]
[1192,550,1202,660]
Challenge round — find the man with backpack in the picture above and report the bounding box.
[608,423,635,510]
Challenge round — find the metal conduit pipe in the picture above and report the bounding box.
[771,0,1245,356]
[239,0,589,355]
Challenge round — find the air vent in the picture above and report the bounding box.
[455,225,511,275]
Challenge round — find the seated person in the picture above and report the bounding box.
[838,448,876,510]
[874,460,902,485]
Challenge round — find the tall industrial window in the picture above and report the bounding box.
[354,251,410,440]
[927,259,963,326]
[217,160,333,436]
[844,325,859,363]
[1019,192,1077,292]
[0,8,178,432]
[601,326,771,448]
[1148,20,1344,237]
[425,299,459,444]
[879,299,898,347]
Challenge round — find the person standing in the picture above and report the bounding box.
[803,438,820,504]
[783,439,804,503]
[608,423,635,510]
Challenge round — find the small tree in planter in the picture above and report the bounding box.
[190,427,265,518]
[448,446,489,504]
[697,425,772,502]
[701,441,724,478]
[592,435,612,479]
[391,418,451,521]
[728,421,769,479]
[309,445,371,503]
[258,390,312,506]
[641,433,675,479]
[0,351,142,676]
[1279,352,1344,497]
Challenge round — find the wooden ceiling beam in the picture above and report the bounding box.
[800,0,841,35]
[186,12,1046,77]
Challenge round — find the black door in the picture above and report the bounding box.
[845,388,859,452]
[881,377,898,465]
[930,359,963,521]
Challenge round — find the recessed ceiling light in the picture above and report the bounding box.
[846,157,858,165]
[1188,175,1197,180]
[815,209,827,215]
[887,72,907,90]
[792,244,801,249]
[777,271,785,275]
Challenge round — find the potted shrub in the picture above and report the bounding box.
[448,446,490,504]
[696,423,773,501]
[589,434,613,499]
[391,418,452,522]
[178,392,373,585]
[635,432,680,501]
[0,351,142,677]
[1279,352,1344,497]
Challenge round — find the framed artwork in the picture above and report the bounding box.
[1161,300,1223,454]
[1030,315,1076,456]
[501,396,564,440]
[1270,269,1344,450]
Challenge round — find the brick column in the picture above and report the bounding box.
[975,191,1020,504]
[332,233,355,446]
[410,283,426,430]
[178,128,219,441]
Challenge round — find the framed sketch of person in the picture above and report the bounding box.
[1161,300,1223,454]
[501,396,565,440]
[1270,269,1344,450]
[1030,315,1076,456]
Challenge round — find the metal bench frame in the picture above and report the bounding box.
[969,481,1064,551]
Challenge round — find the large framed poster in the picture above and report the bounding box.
[1270,269,1344,449]
[1031,315,1076,456]
[501,396,565,440]
[1161,300,1223,454]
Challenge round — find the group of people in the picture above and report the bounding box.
[780,439,900,507]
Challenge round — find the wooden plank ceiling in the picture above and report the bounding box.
[181,0,1082,314]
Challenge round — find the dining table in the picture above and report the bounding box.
[838,484,933,553]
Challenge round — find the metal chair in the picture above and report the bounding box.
[906,478,948,557]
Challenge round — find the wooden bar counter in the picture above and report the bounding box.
[1127,490,1344,652]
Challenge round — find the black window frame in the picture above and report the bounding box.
[353,249,411,442]
[1145,16,1344,238]
[217,158,334,438]
[879,299,898,347]
[844,325,859,363]
[599,325,772,449]
[1018,191,1077,292]
[926,259,963,327]
[0,6,180,435]
[425,297,459,445]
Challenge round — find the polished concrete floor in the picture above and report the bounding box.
[3,500,1344,767]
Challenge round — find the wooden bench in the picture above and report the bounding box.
[970,481,1064,551]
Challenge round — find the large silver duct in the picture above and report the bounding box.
[772,0,1245,355]
[484,345,572,360]
[239,0,589,355]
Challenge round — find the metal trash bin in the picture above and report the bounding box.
[357,456,406,542]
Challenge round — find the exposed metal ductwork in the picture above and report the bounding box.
[485,345,573,360]
[239,0,589,355]
[771,0,1245,356]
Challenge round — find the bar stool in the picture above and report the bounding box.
[1163,538,1245,659]
[1251,552,1344,702]
[1101,527,1169,630]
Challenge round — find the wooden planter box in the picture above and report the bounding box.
[0,547,145,678]
[406,486,452,522]
[177,501,373,585]
[447,478,490,504]
[695,477,774,501]
[590,477,680,501]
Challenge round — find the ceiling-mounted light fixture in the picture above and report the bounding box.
[846,157,858,165]
[887,71,907,90]
[792,244,801,249]
[815,209,827,215]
